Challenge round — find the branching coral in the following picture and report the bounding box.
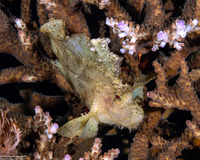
[38,0,90,36]
[0,0,200,159]
[64,138,120,160]
[0,108,21,155]
[147,58,200,118]
[145,56,200,159]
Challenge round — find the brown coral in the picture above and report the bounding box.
[0,0,200,159]
[0,108,21,155]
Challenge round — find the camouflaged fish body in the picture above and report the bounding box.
[40,19,144,139]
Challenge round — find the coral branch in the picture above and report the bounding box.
[0,108,21,155]
[39,0,90,36]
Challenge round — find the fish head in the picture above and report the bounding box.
[105,90,144,130]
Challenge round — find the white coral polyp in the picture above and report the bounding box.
[15,18,26,30]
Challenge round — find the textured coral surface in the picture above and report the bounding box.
[0,0,200,159]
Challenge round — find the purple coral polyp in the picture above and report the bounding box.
[35,105,42,114]
[160,41,166,48]
[157,31,168,41]
[177,20,185,27]
[118,21,127,31]
[64,154,71,160]
[118,22,125,30]
[192,19,199,27]
[51,123,59,133]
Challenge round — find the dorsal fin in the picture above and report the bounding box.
[40,19,123,78]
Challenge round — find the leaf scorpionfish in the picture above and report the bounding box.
[40,19,144,139]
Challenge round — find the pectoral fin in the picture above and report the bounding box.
[81,116,99,139]
[58,113,91,138]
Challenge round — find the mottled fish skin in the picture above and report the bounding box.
[40,19,144,139]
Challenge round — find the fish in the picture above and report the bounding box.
[40,19,145,139]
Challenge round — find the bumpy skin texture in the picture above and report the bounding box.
[40,19,144,139]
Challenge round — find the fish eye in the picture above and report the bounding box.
[115,94,121,100]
